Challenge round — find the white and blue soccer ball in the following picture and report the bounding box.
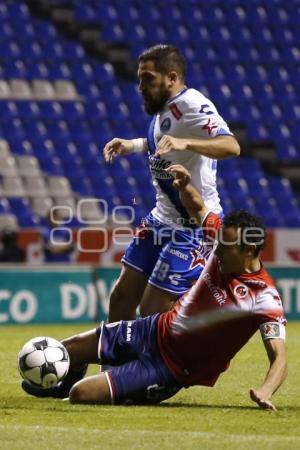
[18,337,70,388]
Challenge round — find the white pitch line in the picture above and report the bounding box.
[0,424,300,442]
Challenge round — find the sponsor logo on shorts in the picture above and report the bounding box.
[169,273,181,286]
[126,321,133,342]
[233,284,249,299]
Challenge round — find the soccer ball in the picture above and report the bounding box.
[18,336,70,389]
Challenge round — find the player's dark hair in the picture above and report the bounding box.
[138,44,186,80]
[222,210,266,256]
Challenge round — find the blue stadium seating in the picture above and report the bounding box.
[0,0,299,229]
[9,198,40,227]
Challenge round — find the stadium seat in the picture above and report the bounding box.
[16,101,40,120]
[0,156,18,176]
[78,198,107,224]
[0,197,11,213]
[69,176,94,196]
[54,80,78,100]
[10,139,33,156]
[0,101,18,120]
[24,176,49,198]
[31,197,53,218]
[48,62,71,80]
[0,80,12,98]
[48,176,72,197]
[39,101,63,120]
[2,176,26,197]
[10,80,32,100]
[0,139,10,157]
[8,197,40,227]
[0,213,18,230]
[4,60,27,78]
[17,156,41,177]
[32,80,56,99]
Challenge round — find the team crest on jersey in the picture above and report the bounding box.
[233,284,249,299]
[160,117,171,132]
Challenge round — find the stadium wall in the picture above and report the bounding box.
[0,265,299,324]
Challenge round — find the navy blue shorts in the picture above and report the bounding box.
[96,315,181,405]
[122,213,210,295]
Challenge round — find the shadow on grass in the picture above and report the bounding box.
[160,402,300,412]
[161,402,256,410]
[2,396,299,413]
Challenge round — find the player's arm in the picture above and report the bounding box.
[250,335,287,411]
[157,135,240,159]
[103,137,147,163]
[166,165,208,225]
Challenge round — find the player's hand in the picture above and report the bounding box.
[249,388,277,411]
[165,164,191,190]
[156,135,187,156]
[103,138,134,163]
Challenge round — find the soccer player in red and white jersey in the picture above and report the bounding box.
[156,165,287,406]
[22,166,287,410]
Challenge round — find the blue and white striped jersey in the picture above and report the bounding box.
[146,87,233,227]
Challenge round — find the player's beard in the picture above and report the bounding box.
[143,83,170,115]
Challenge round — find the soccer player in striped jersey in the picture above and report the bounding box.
[103,44,240,321]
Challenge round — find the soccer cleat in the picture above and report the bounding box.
[21,364,88,399]
[21,379,70,398]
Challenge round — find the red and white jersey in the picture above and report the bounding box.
[147,88,233,227]
[156,213,286,387]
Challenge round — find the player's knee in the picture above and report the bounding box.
[69,381,85,404]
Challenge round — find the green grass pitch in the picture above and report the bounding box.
[1,322,300,450]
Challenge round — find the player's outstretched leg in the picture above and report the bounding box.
[21,328,99,399]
